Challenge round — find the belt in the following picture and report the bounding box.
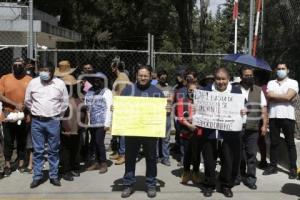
[32,115,59,121]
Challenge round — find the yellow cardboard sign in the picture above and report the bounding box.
[112,96,167,137]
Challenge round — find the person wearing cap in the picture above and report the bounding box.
[199,74,214,88]
[25,62,69,188]
[0,57,32,177]
[54,60,76,77]
[60,75,83,181]
[84,72,112,174]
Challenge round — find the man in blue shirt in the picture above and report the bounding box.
[120,65,164,198]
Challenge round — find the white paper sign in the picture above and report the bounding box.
[193,89,244,131]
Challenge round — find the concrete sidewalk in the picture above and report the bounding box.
[0,136,299,200]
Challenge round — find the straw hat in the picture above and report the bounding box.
[62,74,81,85]
[54,60,77,77]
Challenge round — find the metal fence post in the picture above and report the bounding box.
[27,0,34,59]
[147,33,151,65]
[151,34,155,71]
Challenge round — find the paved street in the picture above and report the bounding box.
[0,136,299,200]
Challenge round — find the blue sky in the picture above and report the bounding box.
[196,0,226,15]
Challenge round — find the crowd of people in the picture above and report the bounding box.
[0,57,298,198]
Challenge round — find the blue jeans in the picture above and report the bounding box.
[157,116,171,161]
[123,137,157,188]
[31,118,60,180]
[118,136,125,155]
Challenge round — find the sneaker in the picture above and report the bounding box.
[3,167,11,177]
[115,156,125,165]
[181,170,190,184]
[147,187,156,198]
[121,186,134,198]
[262,166,278,175]
[289,169,297,179]
[86,163,100,171]
[191,171,201,184]
[109,153,120,160]
[99,162,108,174]
[161,159,171,166]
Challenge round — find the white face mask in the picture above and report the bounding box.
[276,69,288,79]
[39,71,51,81]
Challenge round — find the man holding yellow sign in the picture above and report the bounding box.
[112,65,166,198]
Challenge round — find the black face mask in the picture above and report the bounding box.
[13,65,25,76]
[242,77,254,87]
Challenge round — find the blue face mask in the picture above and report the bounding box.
[39,71,51,81]
[276,69,287,79]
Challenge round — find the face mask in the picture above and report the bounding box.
[277,69,287,79]
[13,65,25,76]
[242,77,254,86]
[40,71,51,81]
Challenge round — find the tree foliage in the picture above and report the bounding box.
[34,0,300,81]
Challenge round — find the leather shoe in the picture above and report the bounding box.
[30,179,43,188]
[121,186,134,198]
[203,187,213,197]
[244,182,257,190]
[50,178,61,186]
[62,173,74,181]
[70,170,80,177]
[262,166,278,175]
[222,187,233,198]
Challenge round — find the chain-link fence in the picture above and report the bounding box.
[36,49,228,87]
[37,49,149,87]
[0,46,27,75]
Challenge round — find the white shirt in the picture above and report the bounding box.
[25,77,69,117]
[267,78,299,120]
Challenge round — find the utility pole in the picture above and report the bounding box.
[248,0,255,55]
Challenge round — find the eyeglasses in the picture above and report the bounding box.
[277,68,286,70]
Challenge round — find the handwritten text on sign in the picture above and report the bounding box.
[193,90,244,131]
[112,96,167,137]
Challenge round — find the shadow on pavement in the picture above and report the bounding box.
[111,176,165,191]
[281,183,300,197]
